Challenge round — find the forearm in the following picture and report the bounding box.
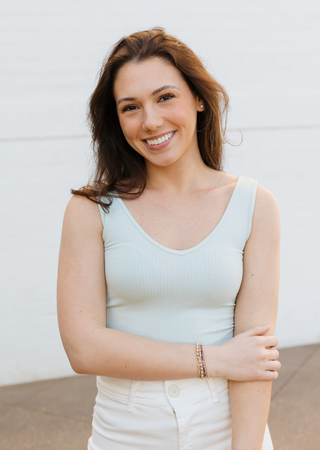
[62,324,280,381]
[229,380,272,450]
[67,326,200,380]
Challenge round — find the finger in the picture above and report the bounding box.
[259,369,279,381]
[263,336,279,348]
[242,325,270,337]
[266,349,280,360]
[266,360,281,371]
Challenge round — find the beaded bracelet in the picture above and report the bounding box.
[196,343,209,379]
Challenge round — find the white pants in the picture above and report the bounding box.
[88,376,273,450]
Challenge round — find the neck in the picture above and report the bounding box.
[145,147,216,196]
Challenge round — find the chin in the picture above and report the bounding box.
[149,153,182,167]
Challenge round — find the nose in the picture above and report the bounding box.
[141,105,164,131]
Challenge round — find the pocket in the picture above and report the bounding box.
[96,376,132,404]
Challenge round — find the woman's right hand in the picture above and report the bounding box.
[207,325,281,381]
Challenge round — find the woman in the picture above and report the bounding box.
[57,28,281,450]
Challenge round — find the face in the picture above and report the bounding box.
[113,57,203,169]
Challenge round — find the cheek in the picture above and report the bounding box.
[169,102,197,128]
[119,118,138,142]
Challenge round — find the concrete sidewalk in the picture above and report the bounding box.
[0,343,319,450]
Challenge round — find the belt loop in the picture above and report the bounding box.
[127,381,139,412]
[206,378,219,404]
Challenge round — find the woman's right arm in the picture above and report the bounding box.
[57,195,280,381]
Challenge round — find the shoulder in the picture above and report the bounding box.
[65,194,100,219]
[215,172,280,225]
[254,183,280,226]
[63,194,103,238]
[250,182,281,242]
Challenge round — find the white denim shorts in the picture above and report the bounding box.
[88,376,273,450]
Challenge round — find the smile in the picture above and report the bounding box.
[145,131,175,146]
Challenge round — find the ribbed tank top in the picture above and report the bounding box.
[98,176,258,347]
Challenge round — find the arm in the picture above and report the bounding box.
[57,195,198,380]
[229,185,281,450]
[57,194,280,381]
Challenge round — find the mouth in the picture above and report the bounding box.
[143,131,176,147]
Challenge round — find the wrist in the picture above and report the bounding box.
[206,345,223,378]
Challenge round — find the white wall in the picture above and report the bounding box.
[1,0,319,386]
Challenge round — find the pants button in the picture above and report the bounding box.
[168,384,180,398]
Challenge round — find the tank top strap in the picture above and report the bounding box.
[98,202,107,228]
[230,175,258,244]
[97,194,126,249]
[97,192,121,228]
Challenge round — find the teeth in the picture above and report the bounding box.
[146,132,174,146]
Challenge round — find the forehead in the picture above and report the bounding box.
[113,57,186,98]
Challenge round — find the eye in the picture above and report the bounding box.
[159,93,174,102]
[122,105,138,113]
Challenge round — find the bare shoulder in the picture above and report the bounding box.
[251,183,281,241]
[63,194,103,238]
[254,184,280,224]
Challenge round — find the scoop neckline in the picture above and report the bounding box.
[117,176,242,256]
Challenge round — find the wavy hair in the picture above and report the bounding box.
[72,27,231,211]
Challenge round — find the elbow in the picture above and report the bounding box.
[60,327,106,375]
[64,346,89,375]
[70,358,87,375]
[59,332,92,374]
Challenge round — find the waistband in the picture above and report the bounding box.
[96,376,229,412]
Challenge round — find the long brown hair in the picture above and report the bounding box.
[72,27,231,211]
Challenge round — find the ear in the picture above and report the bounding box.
[196,98,205,112]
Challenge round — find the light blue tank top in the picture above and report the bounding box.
[98,176,257,346]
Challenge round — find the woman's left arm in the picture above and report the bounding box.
[229,184,281,450]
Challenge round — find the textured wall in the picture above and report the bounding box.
[1,0,319,386]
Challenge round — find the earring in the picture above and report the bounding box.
[200,104,204,109]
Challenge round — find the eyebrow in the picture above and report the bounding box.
[117,85,180,106]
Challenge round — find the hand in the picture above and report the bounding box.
[207,325,281,381]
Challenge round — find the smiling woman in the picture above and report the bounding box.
[57,28,281,450]
[71,27,230,205]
